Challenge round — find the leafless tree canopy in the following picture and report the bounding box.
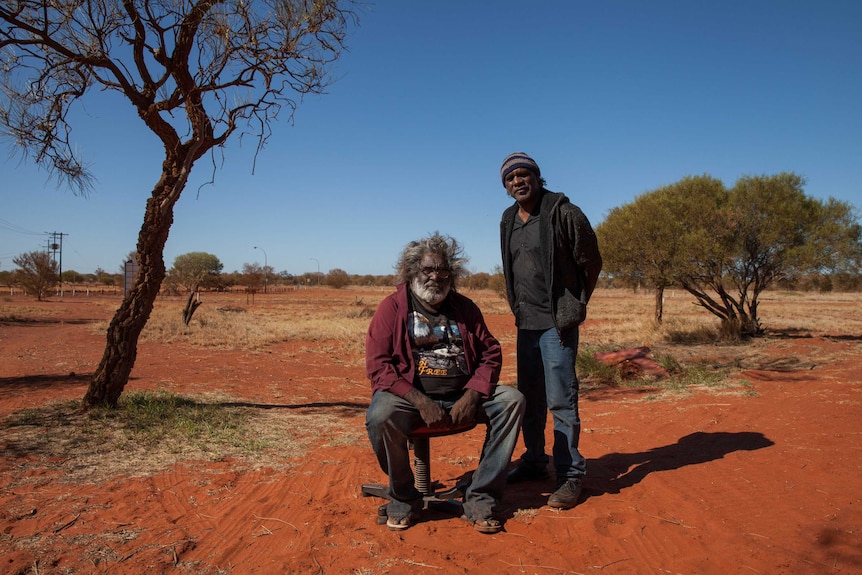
[13,250,58,300]
[1,0,355,192]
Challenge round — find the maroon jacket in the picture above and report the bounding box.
[365,283,502,399]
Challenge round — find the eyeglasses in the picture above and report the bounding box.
[420,266,451,279]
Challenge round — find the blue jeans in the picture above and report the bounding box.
[366,385,525,520]
[516,327,586,480]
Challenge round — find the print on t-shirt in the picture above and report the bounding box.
[409,306,469,397]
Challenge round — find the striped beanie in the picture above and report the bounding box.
[500,152,540,184]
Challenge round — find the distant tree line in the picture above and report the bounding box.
[1,251,511,297]
[5,170,859,341]
[156,255,506,293]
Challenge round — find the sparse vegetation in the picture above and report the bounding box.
[1,390,300,483]
[512,508,541,523]
[12,251,58,301]
[135,290,379,355]
[3,286,860,488]
[597,173,862,336]
[0,286,858,574]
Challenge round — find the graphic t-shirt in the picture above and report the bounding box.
[408,294,470,398]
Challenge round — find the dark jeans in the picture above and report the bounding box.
[516,327,586,480]
[366,385,525,520]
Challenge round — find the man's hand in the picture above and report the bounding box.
[449,389,480,427]
[404,389,451,428]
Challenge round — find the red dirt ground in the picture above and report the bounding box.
[1,290,860,575]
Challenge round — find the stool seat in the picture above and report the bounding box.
[407,421,477,438]
[361,420,480,522]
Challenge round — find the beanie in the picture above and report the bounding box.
[500,152,540,184]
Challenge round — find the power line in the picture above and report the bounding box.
[0,217,44,237]
[0,221,50,266]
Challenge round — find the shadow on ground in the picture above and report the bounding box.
[586,430,774,496]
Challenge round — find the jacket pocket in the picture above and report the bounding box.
[555,287,586,332]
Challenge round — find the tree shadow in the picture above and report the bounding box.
[768,328,862,342]
[216,400,368,413]
[585,431,774,497]
[0,373,92,397]
[0,317,100,327]
[826,334,862,342]
[0,378,370,418]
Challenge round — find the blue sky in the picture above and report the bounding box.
[2,0,860,277]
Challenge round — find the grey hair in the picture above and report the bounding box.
[395,232,468,290]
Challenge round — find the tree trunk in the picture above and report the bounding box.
[83,159,188,408]
[654,285,664,324]
[182,287,202,326]
[738,312,762,337]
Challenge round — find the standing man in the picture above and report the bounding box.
[366,233,525,533]
[499,152,602,509]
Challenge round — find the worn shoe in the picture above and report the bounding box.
[461,514,504,534]
[506,462,550,483]
[547,478,583,509]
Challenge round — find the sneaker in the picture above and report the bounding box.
[547,478,583,509]
[506,463,550,484]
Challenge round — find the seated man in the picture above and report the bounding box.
[365,233,525,534]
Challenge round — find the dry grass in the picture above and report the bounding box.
[94,286,862,353]
[576,288,862,396]
[2,392,289,484]
[115,286,862,394]
[0,388,371,485]
[134,288,384,353]
[512,508,541,524]
[585,288,862,345]
[460,288,512,316]
[8,286,860,391]
[4,286,859,485]
[135,287,511,354]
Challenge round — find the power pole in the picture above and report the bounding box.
[46,231,68,295]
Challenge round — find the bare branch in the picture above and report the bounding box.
[1,0,357,188]
[2,0,359,408]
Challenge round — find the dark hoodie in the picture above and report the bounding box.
[500,189,603,335]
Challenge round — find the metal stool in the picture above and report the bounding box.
[361,422,478,523]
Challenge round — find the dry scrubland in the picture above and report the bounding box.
[3,286,861,468]
[24,285,852,480]
[136,286,862,381]
[1,287,860,575]
[135,285,862,346]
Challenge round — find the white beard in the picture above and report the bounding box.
[411,276,450,307]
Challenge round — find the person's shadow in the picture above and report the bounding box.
[501,431,774,513]
[585,431,774,498]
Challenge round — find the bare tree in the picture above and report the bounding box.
[13,251,57,300]
[1,0,358,407]
[241,261,264,291]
